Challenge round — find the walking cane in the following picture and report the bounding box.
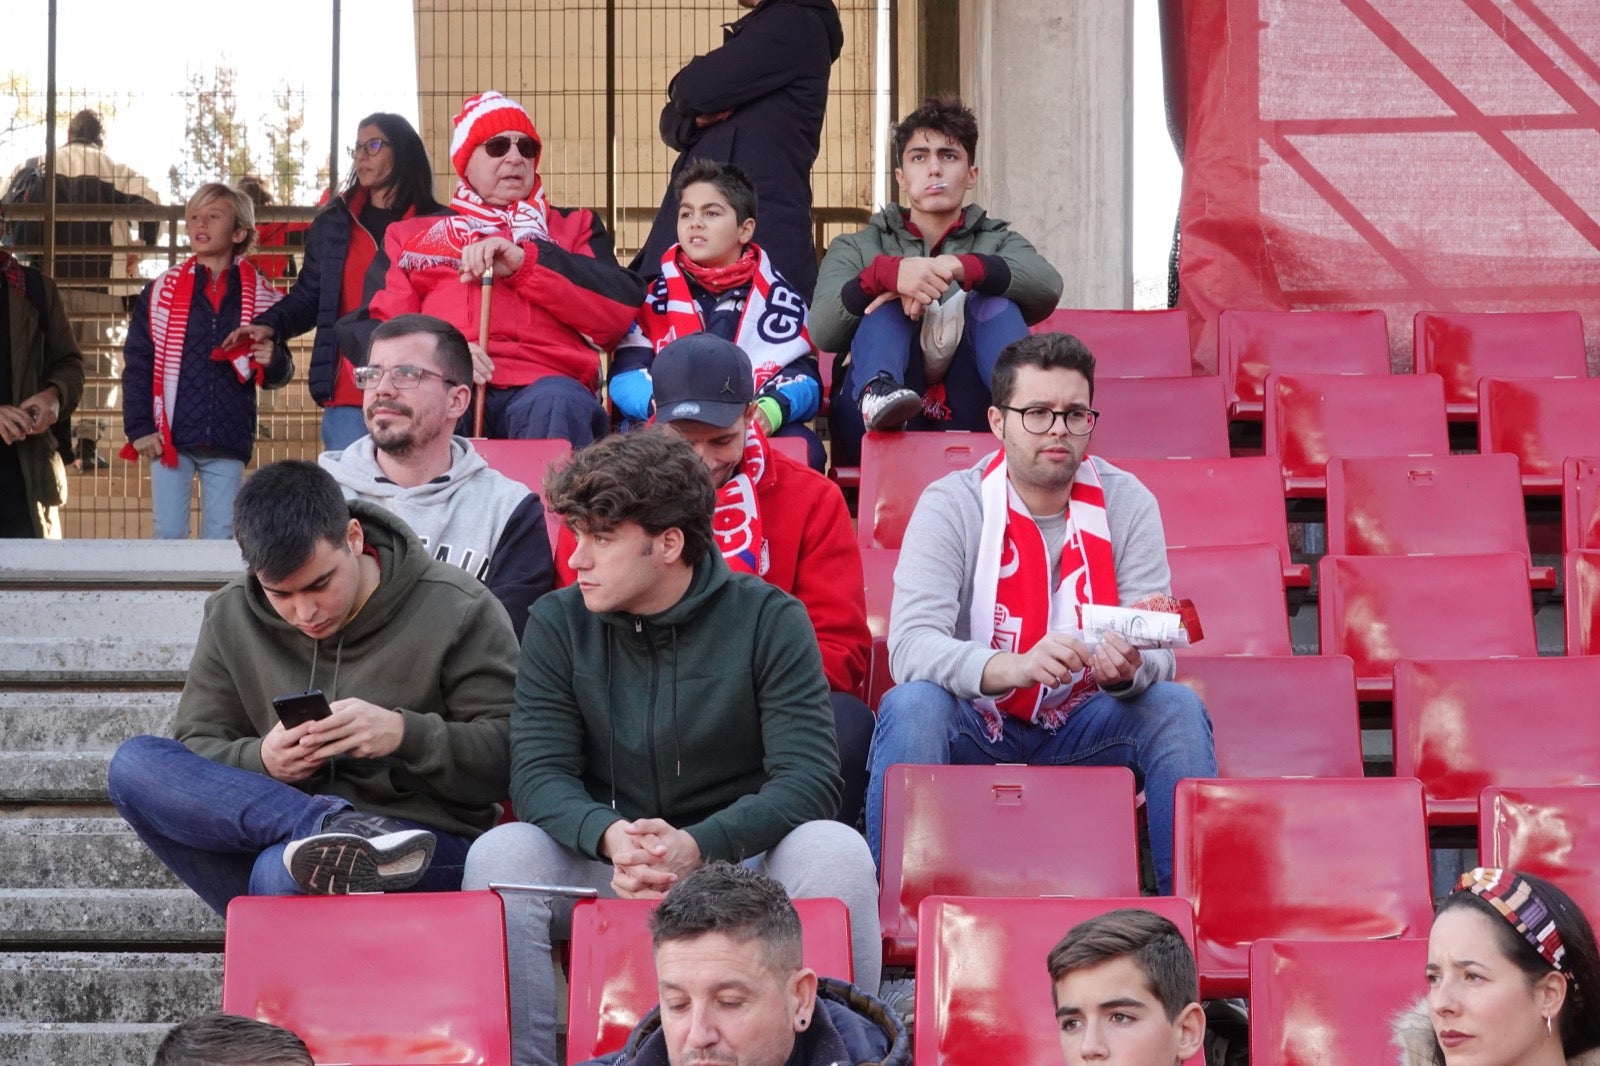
[473,270,492,437]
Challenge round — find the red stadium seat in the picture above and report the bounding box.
[1481,785,1600,925]
[1029,308,1193,377]
[1479,377,1600,494]
[878,764,1140,966]
[1173,777,1433,998]
[1249,938,1429,1066]
[858,431,988,550]
[1568,550,1600,656]
[1088,376,1231,460]
[1219,308,1390,420]
[767,434,810,466]
[913,896,1202,1066]
[566,896,853,1064]
[1326,454,1554,588]
[864,636,893,711]
[1564,457,1600,553]
[1168,544,1292,656]
[1413,310,1586,421]
[1265,373,1449,498]
[1111,457,1309,587]
[469,437,573,545]
[1394,658,1600,826]
[222,892,512,1066]
[1174,656,1363,778]
[860,548,897,640]
[1317,553,1538,698]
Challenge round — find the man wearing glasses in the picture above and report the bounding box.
[319,313,553,641]
[863,332,1216,895]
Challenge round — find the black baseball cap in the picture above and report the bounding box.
[651,334,755,427]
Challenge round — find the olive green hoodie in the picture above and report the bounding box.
[172,500,516,839]
[511,550,840,863]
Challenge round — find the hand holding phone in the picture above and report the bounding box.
[272,690,333,729]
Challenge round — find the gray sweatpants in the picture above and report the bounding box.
[463,819,882,1066]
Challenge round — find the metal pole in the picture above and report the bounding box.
[329,0,342,197]
[43,0,58,274]
[605,0,617,242]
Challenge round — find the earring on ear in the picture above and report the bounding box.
[1546,1014,1554,1039]
[797,1017,807,1029]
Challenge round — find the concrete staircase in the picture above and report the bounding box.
[0,540,244,1065]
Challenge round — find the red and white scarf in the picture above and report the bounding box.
[638,243,812,392]
[970,453,1118,738]
[712,422,773,576]
[121,257,280,468]
[396,181,549,274]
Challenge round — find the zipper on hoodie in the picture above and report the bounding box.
[637,616,667,815]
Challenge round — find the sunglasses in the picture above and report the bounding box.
[482,136,538,159]
[349,138,390,158]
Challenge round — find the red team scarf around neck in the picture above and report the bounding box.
[712,422,772,576]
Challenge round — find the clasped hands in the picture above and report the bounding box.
[863,254,966,321]
[603,817,703,900]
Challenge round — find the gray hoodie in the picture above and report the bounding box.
[319,435,553,639]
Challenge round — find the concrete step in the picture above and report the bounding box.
[0,691,176,751]
[0,889,222,945]
[0,539,242,584]
[0,1022,182,1066]
[0,951,221,1024]
[0,751,121,804]
[0,815,183,892]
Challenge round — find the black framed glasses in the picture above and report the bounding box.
[349,138,390,158]
[352,365,460,391]
[482,135,538,159]
[997,404,1099,436]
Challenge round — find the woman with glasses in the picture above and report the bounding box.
[353,91,642,447]
[223,113,445,451]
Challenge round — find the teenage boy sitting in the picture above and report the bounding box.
[611,160,824,470]
[121,182,292,539]
[811,94,1063,469]
[1048,909,1206,1066]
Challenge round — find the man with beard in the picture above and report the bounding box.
[319,313,553,639]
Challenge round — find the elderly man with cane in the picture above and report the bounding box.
[345,91,642,447]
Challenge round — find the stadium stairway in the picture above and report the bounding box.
[0,540,240,1065]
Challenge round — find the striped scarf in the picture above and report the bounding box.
[395,181,549,273]
[712,423,772,576]
[970,454,1118,738]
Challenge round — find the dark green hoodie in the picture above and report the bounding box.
[512,550,840,863]
[172,500,516,839]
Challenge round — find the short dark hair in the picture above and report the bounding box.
[153,1012,312,1066]
[67,109,104,147]
[233,461,352,584]
[339,112,444,216]
[650,862,803,975]
[991,332,1097,407]
[371,313,473,386]
[891,93,979,168]
[673,159,759,225]
[1047,909,1199,1022]
[542,427,716,567]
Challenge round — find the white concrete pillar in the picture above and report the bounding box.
[960,0,1133,309]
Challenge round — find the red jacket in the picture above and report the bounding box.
[555,448,869,694]
[367,206,642,389]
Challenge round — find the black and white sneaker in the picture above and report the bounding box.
[283,810,436,895]
[858,373,922,432]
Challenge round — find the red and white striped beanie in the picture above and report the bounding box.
[449,91,542,180]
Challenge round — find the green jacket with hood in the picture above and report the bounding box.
[511,550,840,863]
[809,202,1064,355]
[171,500,516,840]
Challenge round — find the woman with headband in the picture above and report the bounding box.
[1395,867,1600,1065]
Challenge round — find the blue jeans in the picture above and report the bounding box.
[106,735,472,916]
[319,405,367,451]
[148,450,244,539]
[461,377,609,448]
[864,680,1216,893]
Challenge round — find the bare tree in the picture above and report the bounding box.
[170,65,255,201]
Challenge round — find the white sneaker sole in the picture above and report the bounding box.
[283,829,436,895]
[863,390,923,431]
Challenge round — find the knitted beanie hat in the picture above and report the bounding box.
[449,91,541,181]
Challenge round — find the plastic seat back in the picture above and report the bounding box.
[913,896,1202,1066]
[1394,658,1600,825]
[1173,777,1433,997]
[1481,785,1600,924]
[878,764,1139,965]
[767,434,810,466]
[1317,553,1537,697]
[1564,457,1600,553]
[1479,377,1600,494]
[1174,656,1362,778]
[860,548,897,640]
[858,431,988,550]
[1219,308,1390,419]
[469,437,574,545]
[1168,543,1292,656]
[1413,310,1586,419]
[1029,308,1192,376]
[1112,457,1308,586]
[1249,938,1429,1066]
[1326,454,1552,587]
[1265,373,1449,497]
[1088,376,1231,459]
[1568,550,1600,656]
[566,896,853,1064]
[222,891,512,1066]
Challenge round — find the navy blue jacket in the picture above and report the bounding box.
[121,264,292,463]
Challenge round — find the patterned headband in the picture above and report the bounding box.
[1457,867,1567,972]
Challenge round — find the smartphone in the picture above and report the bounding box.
[272,689,333,729]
